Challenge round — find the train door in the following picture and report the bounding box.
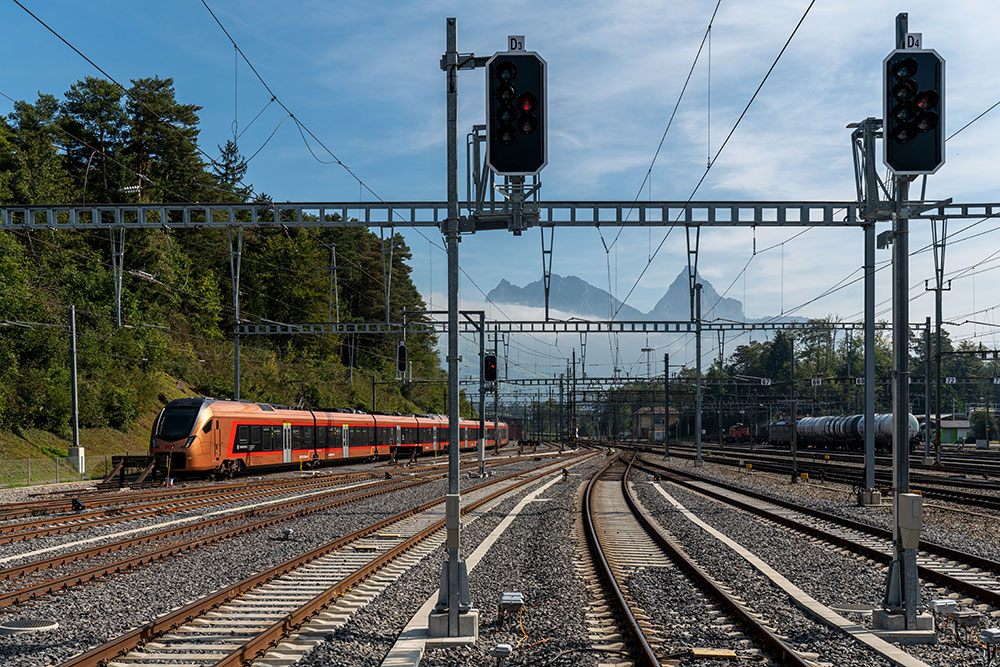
[395,425,401,452]
[342,425,350,459]
[282,423,292,464]
[213,420,221,460]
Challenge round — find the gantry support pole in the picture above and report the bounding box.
[695,283,704,466]
[864,222,876,492]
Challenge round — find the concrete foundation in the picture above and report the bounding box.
[693,459,704,467]
[871,610,936,644]
[858,490,883,507]
[67,447,85,474]
[426,608,479,646]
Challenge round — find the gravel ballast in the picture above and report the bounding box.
[298,455,605,667]
[636,471,993,666]
[0,455,561,667]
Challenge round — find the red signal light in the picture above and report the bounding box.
[517,92,537,113]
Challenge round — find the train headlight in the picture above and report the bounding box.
[185,436,196,448]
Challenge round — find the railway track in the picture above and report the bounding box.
[0,469,384,521]
[582,455,812,666]
[55,451,589,667]
[0,453,551,612]
[636,456,1000,616]
[627,443,1000,511]
[0,450,537,545]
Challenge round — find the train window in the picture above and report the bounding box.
[291,426,302,449]
[250,425,261,450]
[202,421,212,434]
[236,425,249,451]
[303,426,313,447]
[317,426,326,446]
[260,426,271,451]
[157,406,199,441]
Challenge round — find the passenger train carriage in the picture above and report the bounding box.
[151,397,508,476]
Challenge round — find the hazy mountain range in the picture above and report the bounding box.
[487,268,750,322]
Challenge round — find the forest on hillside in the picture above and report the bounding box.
[0,76,454,441]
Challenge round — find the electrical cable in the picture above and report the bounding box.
[612,0,818,319]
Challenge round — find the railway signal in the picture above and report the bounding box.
[396,343,407,374]
[486,52,547,175]
[883,49,945,175]
[484,353,498,382]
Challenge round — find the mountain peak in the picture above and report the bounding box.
[486,268,744,321]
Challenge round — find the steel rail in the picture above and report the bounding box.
[57,452,587,667]
[0,469,385,520]
[212,452,592,667]
[582,455,661,666]
[0,451,525,541]
[630,444,1000,510]
[0,479,355,544]
[636,455,1000,582]
[0,454,538,598]
[634,457,1000,611]
[0,476,431,608]
[0,471,383,535]
[620,457,812,667]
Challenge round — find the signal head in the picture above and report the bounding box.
[883,49,945,175]
[486,52,547,175]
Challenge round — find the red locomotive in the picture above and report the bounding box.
[150,397,508,477]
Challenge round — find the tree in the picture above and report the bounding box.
[59,77,129,202]
[123,77,208,202]
[7,94,74,204]
[969,409,996,441]
[212,139,249,198]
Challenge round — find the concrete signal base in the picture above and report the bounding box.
[858,490,883,507]
[871,610,936,644]
[426,609,479,647]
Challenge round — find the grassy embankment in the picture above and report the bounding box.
[0,374,196,486]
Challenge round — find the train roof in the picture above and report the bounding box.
[167,398,504,426]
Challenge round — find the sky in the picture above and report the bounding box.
[3,0,1000,381]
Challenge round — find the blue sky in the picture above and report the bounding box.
[4,1,1000,378]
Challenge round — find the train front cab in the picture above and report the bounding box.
[151,398,219,474]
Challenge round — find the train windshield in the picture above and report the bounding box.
[157,406,199,441]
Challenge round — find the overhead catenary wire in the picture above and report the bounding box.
[10,0,268,203]
[198,1,560,351]
[612,0,818,320]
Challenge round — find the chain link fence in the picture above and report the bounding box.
[0,455,130,487]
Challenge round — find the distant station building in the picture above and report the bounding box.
[631,406,679,443]
[920,414,971,444]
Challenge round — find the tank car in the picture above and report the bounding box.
[768,413,918,451]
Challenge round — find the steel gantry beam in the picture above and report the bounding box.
[236,319,907,336]
[3,200,994,230]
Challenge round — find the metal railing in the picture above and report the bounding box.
[0,454,139,488]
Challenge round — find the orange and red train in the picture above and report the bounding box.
[150,397,508,476]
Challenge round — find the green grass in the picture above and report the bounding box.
[0,372,197,487]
